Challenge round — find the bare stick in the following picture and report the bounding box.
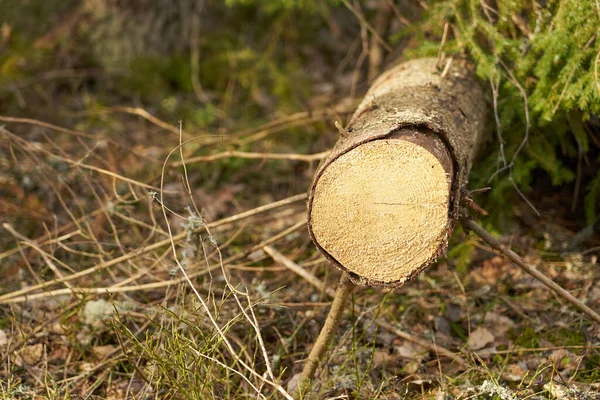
[0,220,307,305]
[263,245,337,298]
[374,320,467,368]
[297,272,355,396]
[0,193,307,302]
[174,150,329,167]
[461,213,600,325]
[265,246,468,369]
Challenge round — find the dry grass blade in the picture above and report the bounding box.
[0,220,307,304]
[1,126,169,193]
[229,104,356,139]
[158,134,295,400]
[0,115,155,160]
[0,229,81,262]
[71,106,196,138]
[264,245,336,298]
[3,223,74,284]
[0,193,307,303]
[173,150,329,167]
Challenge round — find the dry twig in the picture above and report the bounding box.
[174,150,329,167]
[263,245,337,298]
[159,131,294,400]
[0,221,307,305]
[0,194,307,303]
[263,246,468,397]
[297,272,355,397]
[461,212,600,325]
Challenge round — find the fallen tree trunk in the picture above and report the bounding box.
[308,58,487,287]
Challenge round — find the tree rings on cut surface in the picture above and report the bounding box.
[310,130,453,285]
[307,58,487,288]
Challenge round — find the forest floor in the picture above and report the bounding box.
[1,85,600,399]
[1,2,600,399]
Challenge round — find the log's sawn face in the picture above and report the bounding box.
[310,132,453,286]
[307,58,487,288]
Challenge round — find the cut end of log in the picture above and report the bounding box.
[309,131,453,286]
[308,58,487,288]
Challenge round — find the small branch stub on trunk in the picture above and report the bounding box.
[308,57,487,288]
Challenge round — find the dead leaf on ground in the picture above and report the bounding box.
[394,341,427,374]
[444,303,465,322]
[83,299,114,326]
[468,327,495,350]
[471,256,524,286]
[93,344,116,359]
[15,343,44,366]
[0,329,7,347]
[484,312,515,337]
[504,364,526,381]
[50,344,70,362]
[372,349,394,368]
[434,316,451,335]
[548,348,576,371]
[194,185,242,221]
[48,323,66,335]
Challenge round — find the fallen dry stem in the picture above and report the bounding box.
[0,115,154,160]
[1,126,167,193]
[263,245,337,298]
[374,320,468,368]
[297,272,355,397]
[173,150,329,167]
[461,213,600,325]
[230,104,355,139]
[0,221,307,304]
[3,224,74,286]
[235,117,330,146]
[0,194,307,303]
[160,142,293,400]
[265,246,469,370]
[73,106,195,138]
[0,193,138,262]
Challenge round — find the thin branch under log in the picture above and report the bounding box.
[263,245,337,298]
[173,150,329,167]
[461,213,600,325]
[296,272,355,397]
[265,246,468,370]
[0,194,307,303]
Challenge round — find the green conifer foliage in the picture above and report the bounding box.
[406,0,600,222]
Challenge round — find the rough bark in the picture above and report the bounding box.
[308,57,487,288]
